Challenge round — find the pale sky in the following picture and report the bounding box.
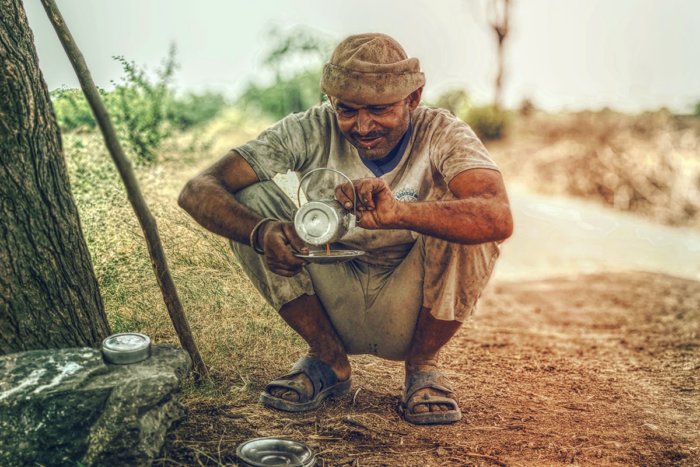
[23,0,700,113]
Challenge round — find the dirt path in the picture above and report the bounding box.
[160,271,699,466]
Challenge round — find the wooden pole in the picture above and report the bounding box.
[40,0,209,383]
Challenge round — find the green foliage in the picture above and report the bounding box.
[166,91,228,130]
[51,46,227,164]
[694,101,700,117]
[433,88,471,117]
[465,105,509,140]
[238,69,325,119]
[237,27,332,119]
[50,88,97,130]
[432,88,509,140]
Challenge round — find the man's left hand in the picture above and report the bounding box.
[335,178,401,229]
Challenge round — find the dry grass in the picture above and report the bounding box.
[153,272,700,466]
[64,108,700,465]
[492,109,700,230]
[64,106,306,392]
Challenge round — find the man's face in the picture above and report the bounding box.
[331,89,422,160]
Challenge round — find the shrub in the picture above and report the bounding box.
[465,105,509,140]
[50,88,97,131]
[51,46,228,165]
[433,88,471,117]
[166,91,228,130]
[109,47,177,164]
[236,27,331,120]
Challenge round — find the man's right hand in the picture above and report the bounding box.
[258,220,309,277]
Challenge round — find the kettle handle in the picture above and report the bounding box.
[297,168,357,218]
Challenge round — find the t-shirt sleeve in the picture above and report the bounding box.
[234,113,307,181]
[430,111,500,183]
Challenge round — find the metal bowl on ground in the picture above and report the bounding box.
[236,437,316,466]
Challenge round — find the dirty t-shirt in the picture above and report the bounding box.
[235,103,499,267]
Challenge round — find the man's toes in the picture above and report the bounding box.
[269,387,299,401]
[412,403,429,414]
[412,402,451,413]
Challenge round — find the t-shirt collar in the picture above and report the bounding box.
[360,119,413,177]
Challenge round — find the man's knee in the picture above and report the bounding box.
[421,237,500,321]
[233,180,296,220]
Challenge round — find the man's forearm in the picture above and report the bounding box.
[178,175,262,244]
[392,197,513,244]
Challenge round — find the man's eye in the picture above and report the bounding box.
[368,106,390,115]
[337,109,357,118]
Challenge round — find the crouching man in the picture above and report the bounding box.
[178,33,513,425]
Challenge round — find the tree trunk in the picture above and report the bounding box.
[0,0,111,354]
[488,0,511,109]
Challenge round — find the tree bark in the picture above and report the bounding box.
[0,0,111,354]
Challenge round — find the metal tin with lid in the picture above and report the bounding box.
[236,437,316,467]
[101,332,151,364]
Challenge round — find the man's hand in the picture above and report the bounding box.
[258,220,309,276]
[335,178,402,229]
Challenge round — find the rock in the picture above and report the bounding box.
[0,345,191,466]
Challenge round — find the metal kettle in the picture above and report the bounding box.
[293,168,357,246]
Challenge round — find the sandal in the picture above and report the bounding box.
[402,369,462,425]
[259,356,351,412]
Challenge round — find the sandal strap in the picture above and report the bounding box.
[404,370,455,403]
[264,356,339,403]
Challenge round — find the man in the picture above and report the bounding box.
[178,33,513,425]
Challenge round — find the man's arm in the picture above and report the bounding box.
[178,151,309,276]
[335,168,513,244]
[178,150,263,243]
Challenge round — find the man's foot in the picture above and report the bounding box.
[402,366,462,425]
[260,355,351,412]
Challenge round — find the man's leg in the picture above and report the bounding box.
[403,236,501,419]
[229,181,351,403]
[269,294,351,401]
[404,307,461,414]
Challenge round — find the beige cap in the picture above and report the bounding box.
[321,33,425,104]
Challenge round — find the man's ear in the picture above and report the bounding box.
[407,87,423,111]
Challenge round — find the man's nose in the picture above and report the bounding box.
[354,109,375,135]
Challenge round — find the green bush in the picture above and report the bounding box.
[51,46,228,165]
[166,91,228,130]
[237,27,331,120]
[433,88,471,117]
[109,48,177,164]
[465,105,509,140]
[50,88,97,131]
[238,69,324,119]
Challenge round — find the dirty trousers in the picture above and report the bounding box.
[230,181,500,361]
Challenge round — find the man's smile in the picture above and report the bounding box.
[353,132,387,148]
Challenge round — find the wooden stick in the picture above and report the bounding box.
[40,0,209,383]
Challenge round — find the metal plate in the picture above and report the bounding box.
[236,437,316,467]
[295,249,365,264]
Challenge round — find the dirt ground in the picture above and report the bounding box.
[157,271,699,466]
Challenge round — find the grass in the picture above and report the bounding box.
[63,106,304,400]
